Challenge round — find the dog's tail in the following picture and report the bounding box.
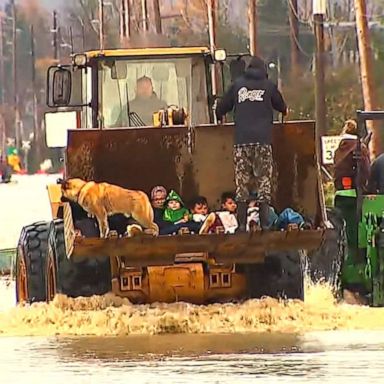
[150,222,159,236]
[126,224,143,238]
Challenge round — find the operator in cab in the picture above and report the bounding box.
[113,76,167,127]
[215,56,287,231]
[129,76,167,126]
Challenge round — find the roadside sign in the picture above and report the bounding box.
[321,135,342,165]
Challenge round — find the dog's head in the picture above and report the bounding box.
[58,178,87,202]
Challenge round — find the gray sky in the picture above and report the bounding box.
[0,0,61,9]
[41,0,62,9]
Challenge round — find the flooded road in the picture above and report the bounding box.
[1,279,384,383]
[2,176,384,382]
[1,332,384,383]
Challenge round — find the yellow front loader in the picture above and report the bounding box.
[15,47,338,305]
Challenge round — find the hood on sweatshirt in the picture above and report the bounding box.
[165,190,184,206]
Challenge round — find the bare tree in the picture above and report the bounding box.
[289,0,300,76]
[355,0,381,156]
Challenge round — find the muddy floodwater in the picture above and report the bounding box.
[1,332,384,384]
[1,279,384,383]
[1,176,384,383]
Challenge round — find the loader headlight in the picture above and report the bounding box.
[213,49,227,62]
[73,54,87,67]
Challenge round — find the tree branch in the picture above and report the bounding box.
[79,0,99,36]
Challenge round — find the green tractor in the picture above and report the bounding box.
[333,110,384,306]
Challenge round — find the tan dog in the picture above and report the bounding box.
[60,178,159,238]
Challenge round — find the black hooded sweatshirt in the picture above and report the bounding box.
[216,57,287,145]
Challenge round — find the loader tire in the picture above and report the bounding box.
[309,207,346,294]
[243,250,304,300]
[46,219,111,301]
[16,221,51,304]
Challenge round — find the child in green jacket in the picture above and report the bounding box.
[163,190,192,224]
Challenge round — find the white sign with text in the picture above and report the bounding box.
[321,135,342,165]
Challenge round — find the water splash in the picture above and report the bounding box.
[1,280,384,337]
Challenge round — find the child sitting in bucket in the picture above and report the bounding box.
[199,192,239,234]
[163,190,191,224]
[190,196,210,224]
[186,195,228,234]
[161,190,201,235]
[246,193,278,231]
[246,192,311,231]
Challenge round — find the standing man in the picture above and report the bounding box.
[216,56,287,231]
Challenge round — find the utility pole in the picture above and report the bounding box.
[11,0,20,150]
[303,0,308,20]
[313,0,329,226]
[248,0,257,56]
[141,0,148,33]
[289,0,300,76]
[52,10,58,61]
[153,0,162,35]
[57,25,63,59]
[30,24,39,172]
[207,0,217,93]
[313,0,327,138]
[0,12,4,158]
[120,0,131,42]
[81,20,86,51]
[0,13,4,105]
[120,0,132,43]
[30,25,39,146]
[277,56,282,90]
[99,0,105,51]
[207,0,217,53]
[355,0,381,157]
[69,27,74,55]
[207,0,219,123]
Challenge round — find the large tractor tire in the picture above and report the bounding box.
[308,207,346,294]
[45,219,112,302]
[241,250,305,300]
[16,221,51,304]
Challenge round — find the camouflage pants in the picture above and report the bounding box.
[233,143,273,203]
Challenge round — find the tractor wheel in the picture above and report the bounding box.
[242,250,305,300]
[46,219,112,300]
[308,207,346,294]
[15,221,51,304]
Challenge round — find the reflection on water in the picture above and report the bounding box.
[57,333,303,358]
[1,333,384,383]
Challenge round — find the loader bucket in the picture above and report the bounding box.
[66,120,320,219]
[62,227,325,304]
[71,229,325,266]
[51,119,325,304]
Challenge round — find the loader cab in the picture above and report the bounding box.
[46,47,227,134]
